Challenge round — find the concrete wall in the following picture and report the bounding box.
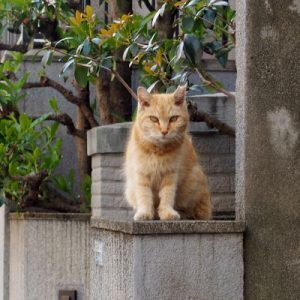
[9,213,90,300]
[88,122,235,220]
[236,1,300,299]
[90,219,244,300]
[0,206,9,300]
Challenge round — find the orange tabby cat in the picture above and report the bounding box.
[124,85,212,221]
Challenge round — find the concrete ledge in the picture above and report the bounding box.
[87,122,218,155]
[9,212,91,221]
[91,218,245,235]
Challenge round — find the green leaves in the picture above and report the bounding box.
[182,15,195,33]
[41,50,53,67]
[75,65,89,88]
[183,34,203,67]
[0,112,62,207]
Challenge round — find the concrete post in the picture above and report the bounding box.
[90,219,244,300]
[0,206,9,300]
[236,1,300,299]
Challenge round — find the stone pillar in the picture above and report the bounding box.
[90,219,244,300]
[236,1,300,299]
[0,206,9,300]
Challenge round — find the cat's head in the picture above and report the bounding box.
[135,85,189,144]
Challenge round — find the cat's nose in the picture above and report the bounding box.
[161,130,168,136]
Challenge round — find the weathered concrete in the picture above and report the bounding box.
[88,123,236,219]
[91,218,245,235]
[236,1,300,299]
[90,219,244,300]
[9,213,90,300]
[0,206,9,300]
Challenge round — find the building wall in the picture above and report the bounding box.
[9,214,90,300]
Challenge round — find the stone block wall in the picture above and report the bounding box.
[88,123,235,220]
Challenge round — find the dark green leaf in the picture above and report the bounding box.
[182,15,194,33]
[203,8,216,28]
[183,34,203,67]
[75,65,88,88]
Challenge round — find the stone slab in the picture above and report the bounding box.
[87,122,218,155]
[91,218,245,235]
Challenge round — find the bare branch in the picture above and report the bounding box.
[31,113,86,140]
[187,101,235,137]
[23,76,81,105]
[195,67,236,101]
[0,43,28,53]
[23,76,99,127]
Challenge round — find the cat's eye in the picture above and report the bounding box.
[169,115,179,123]
[150,116,159,123]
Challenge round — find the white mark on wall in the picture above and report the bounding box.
[261,25,279,40]
[289,0,300,15]
[94,240,104,266]
[264,0,273,13]
[267,107,299,157]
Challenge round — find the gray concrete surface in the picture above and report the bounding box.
[0,206,9,300]
[91,218,245,235]
[90,219,244,300]
[88,123,236,219]
[9,213,90,300]
[236,1,300,299]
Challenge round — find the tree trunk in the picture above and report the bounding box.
[155,0,177,39]
[110,0,133,122]
[94,0,133,124]
[74,84,91,204]
[96,72,113,125]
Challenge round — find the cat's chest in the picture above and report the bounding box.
[137,152,179,176]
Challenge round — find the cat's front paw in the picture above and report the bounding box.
[134,210,154,221]
[158,207,180,220]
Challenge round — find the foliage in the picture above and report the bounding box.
[0,53,63,208]
[0,0,72,40]
[0,0,236,211]
[50,0,235,93]
[0,112,61,208]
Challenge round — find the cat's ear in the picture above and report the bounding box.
[174,84,187,105]
[137,87,151,107]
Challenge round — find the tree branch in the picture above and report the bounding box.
[23,76,99,127]
[195,67,236,101]
[0,43,28,53]
[11,170,49,207]
[31,113,86,140]
[142,0,155,11]
[187,101,235,137]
